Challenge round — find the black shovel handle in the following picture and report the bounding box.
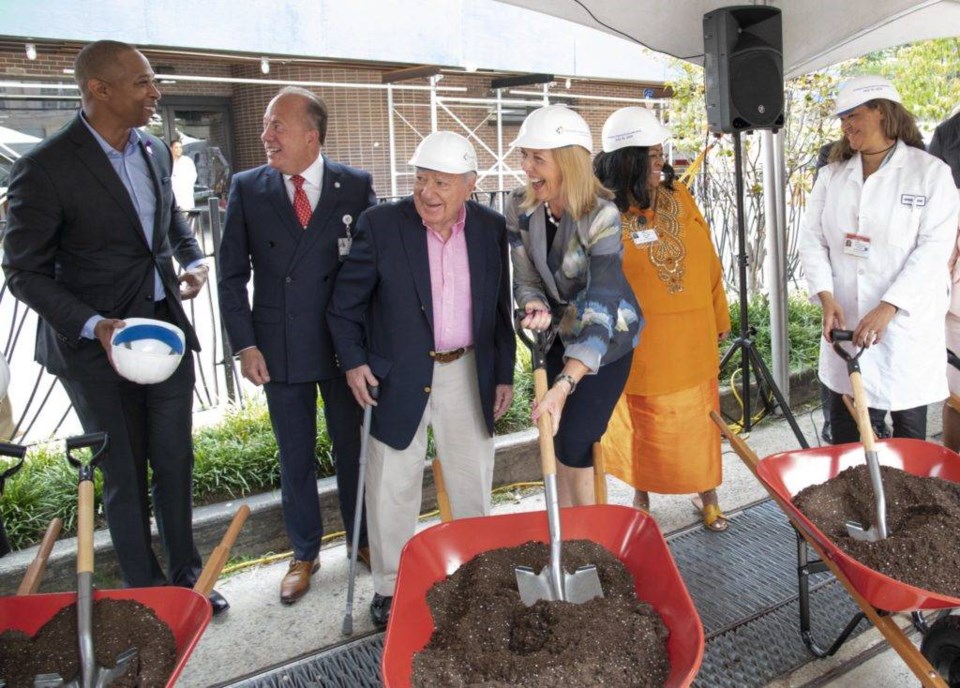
[0,442,27,495]
[830,329,865,374]
[948,348,960,372]
[514,308,558,371]
[65,432,109,483]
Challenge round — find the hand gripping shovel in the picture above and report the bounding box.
[342,384,378,636]
[831,329,888,541]
[35,432,137,688]
[514,312,603,605]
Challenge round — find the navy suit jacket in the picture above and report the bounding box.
[327,197,516,450]
[2,115,203,381]
[218,156,376,383]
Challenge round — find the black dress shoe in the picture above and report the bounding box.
[209,589,230,616]
[370,593,392,628]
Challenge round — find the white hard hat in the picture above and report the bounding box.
[510,104,593,153]
[833,75,902,117]
[408,131,478,174]
[0,354,9,400]
[601,107,672,152]
[111,318,185,385]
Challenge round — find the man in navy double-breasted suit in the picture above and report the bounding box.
[328,131,515,626]
[218,87,376,604]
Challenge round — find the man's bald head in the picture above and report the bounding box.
[74,40,138,97]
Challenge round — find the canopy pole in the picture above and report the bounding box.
[762,128,790,403]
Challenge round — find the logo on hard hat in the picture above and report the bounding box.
[556,126,564,134]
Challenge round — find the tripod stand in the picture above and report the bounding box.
[718,131,809,448]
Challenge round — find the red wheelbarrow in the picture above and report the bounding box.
[0,498,249,687]
[713,412,960,688]
[381,504,704,688]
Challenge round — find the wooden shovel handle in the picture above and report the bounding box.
[193,505,250,597]
[431,459,453,523]
[17,517,63,595]
[848,372,877,452]
[592,443,607,505]
[533,368,558,478]
[77,480,94,575]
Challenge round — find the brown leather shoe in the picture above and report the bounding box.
[347,545,372,571]
[280,558,319,605]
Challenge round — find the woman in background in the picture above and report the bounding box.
[595,107,731,531]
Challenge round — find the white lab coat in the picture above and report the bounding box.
[172,154,197,210]
[800,141,960,410]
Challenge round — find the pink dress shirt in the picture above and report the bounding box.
[424,205,473,351]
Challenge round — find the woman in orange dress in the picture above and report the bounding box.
[594,107,731,531]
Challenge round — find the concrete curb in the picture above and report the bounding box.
[0,369,821,595]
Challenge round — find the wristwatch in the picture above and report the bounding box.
[555,373,577,395]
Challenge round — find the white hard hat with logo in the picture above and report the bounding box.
[510,104,593,153]
[601,107,672,152]
[111,318,186,385]
[409,131,478,174]
[833,75,902,117]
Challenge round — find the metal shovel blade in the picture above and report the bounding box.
[34,646,138,688]
[515,564,603,606]
[845,519,886,542]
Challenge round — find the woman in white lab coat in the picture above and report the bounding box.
[800,75,960,444]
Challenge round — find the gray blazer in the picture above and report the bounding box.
[505,189,641,372]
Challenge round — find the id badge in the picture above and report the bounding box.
[630,229,658,246]
[338,236,353,260]
[843,233,870,259]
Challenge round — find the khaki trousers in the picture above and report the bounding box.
[365,351,494,596]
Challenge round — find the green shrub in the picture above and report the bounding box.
[719,293,822,380]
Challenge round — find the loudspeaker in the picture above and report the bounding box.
[703,6,784,133]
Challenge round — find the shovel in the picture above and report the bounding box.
[831,329,888,541]
[0,441,27,558]
[342,385,378,637]
[514,311,603,605]
[35,432,138,688]
[17,517,63,595]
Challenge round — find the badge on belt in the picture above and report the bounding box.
[843,233,870,259]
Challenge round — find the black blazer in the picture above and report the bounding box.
[328,198,516,450]
[2,115,204,381]
[217,157,376,383]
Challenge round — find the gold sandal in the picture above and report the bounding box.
[691,496,729,532]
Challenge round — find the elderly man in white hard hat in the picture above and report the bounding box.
[328,131,516,627]
[800,75,959,444]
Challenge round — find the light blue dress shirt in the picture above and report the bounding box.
[78,116,201,339]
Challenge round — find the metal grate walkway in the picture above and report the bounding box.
[226,500,870,687]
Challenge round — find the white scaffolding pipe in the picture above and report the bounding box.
[496,89,504,207]
[429,75,439,132]
[387,84,398,198]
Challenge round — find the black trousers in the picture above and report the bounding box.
[263,374,366,562]
[827,389,927,444]
[61,349,201,588]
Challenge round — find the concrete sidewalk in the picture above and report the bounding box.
[176,401,948,687]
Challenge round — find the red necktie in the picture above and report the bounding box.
[291,174,312,229]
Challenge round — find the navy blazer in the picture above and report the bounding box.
[218,157,376,383]
[327,197,516,450]
[2,115,203,381]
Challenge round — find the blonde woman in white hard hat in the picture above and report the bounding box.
[799,75,959,443]
[594,107,732,532]
[506,104,642,507]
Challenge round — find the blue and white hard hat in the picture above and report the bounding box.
[111,318,185,385]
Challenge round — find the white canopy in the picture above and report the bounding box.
[494,0,960,78]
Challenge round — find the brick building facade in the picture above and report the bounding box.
[0,43,667,200]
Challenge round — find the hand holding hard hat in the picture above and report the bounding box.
[100,318,186,385]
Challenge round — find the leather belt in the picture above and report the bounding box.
[430,346,473,364]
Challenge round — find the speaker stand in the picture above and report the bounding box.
[719,131,809,449]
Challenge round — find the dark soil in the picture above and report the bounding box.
[411,539,670,687]
[794,464,960,597]
[0,598,177,687]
